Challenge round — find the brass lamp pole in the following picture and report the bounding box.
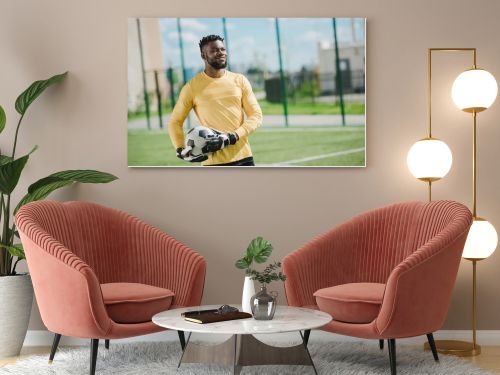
[462,106,481,356]
[407,49,454,200]
[426,49,477,201]
[426,49,478,200]
[450,47,498,356]
[422,48,498,357]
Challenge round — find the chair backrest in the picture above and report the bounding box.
[340,201,421,284]
[16,200,140,283]
[342,200,469,284]
[283,200,472,308]
[16,200,207,336]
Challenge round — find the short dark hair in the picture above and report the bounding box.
[199,35,224,52]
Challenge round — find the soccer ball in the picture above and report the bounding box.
[185,126,218,156]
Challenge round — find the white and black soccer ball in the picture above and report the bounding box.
[185,126,218,156]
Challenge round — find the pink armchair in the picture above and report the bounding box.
[15,200,206,375]
[283,200,472,375]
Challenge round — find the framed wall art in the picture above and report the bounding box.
[128,17,366,167]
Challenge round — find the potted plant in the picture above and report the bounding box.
[235,237,273,312]
[0,72,117,358]
[235,237,286,318]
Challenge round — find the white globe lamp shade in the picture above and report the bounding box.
[462,218,498,259]
[407,138,453,181]
[452,69,498,113]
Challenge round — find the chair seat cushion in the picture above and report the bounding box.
[101,283,174,324]
[313,283,385,324]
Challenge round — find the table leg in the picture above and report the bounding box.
[179,334,237,367]
[300,331,318,375]
[233,334,241,375]
[177,332,192,368]
[303,329,311,347]
[237,334,316,371]
[177,330,186,350]
[178,332,317,373]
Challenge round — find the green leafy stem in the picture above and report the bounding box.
[248,261,287,285]
[0,72,117,276]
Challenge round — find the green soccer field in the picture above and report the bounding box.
[128,126,365,167]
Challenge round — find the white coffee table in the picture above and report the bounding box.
[153,305,332,374]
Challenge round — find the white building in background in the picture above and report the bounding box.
[317,41,365,95]
[128,18,167,113]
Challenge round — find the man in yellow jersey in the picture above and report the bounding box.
[168,35,263,166]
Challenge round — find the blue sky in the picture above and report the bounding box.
[158,18,365,73]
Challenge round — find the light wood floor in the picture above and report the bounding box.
[465,346,500,373]
[2,345,500,372]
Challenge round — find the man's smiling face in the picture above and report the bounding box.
[202,40,227,70]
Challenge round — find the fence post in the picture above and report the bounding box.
[332,18,346,126]
[154,70,163,129]
[222,18,231,71]
[275,18,289,128]
[177,18,191,129]
[136,18,151,130]
[166,67,176,109]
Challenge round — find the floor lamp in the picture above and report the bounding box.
[407,48,498,356]
[407,49,454,198]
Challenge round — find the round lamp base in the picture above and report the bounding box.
[424,340,481,357]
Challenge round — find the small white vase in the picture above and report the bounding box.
[241,276,255,313]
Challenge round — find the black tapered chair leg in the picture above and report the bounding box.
[388,339,396,375]
[379,339,384,350]
[303,329,311,347]
[48,333,62,363]
[177,330,186,350]
[105,339,110,350]
[426,333,439,362]
[90,339,99,375]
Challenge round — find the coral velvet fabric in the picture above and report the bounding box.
[15,200,206,340]
[283,200,472,339]
[314,283,385,324]
[101,283,174,324]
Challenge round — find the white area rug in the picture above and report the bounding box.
[0,341,494,374]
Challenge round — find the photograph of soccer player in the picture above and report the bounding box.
[128,18,366,167]
[168,35,262,166]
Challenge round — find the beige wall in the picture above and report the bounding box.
[2,0,500,331]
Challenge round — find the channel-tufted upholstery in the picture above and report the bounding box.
[283,201,472,374]
[15,200,206,340]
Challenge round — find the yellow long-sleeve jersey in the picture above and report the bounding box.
[168,70,263,165]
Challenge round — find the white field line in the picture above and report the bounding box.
[258,127,364,132]
[262,147,365,166]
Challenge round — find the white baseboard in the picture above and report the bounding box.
[23,329,500,347]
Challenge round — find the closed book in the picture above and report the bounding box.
[181,309,218,317]
[183,311,252,324]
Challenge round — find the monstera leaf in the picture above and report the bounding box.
[235,258,251,269]
[246,236,273,263]
[235,237,274,270]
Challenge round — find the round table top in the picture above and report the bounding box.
[152,305,332,335]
